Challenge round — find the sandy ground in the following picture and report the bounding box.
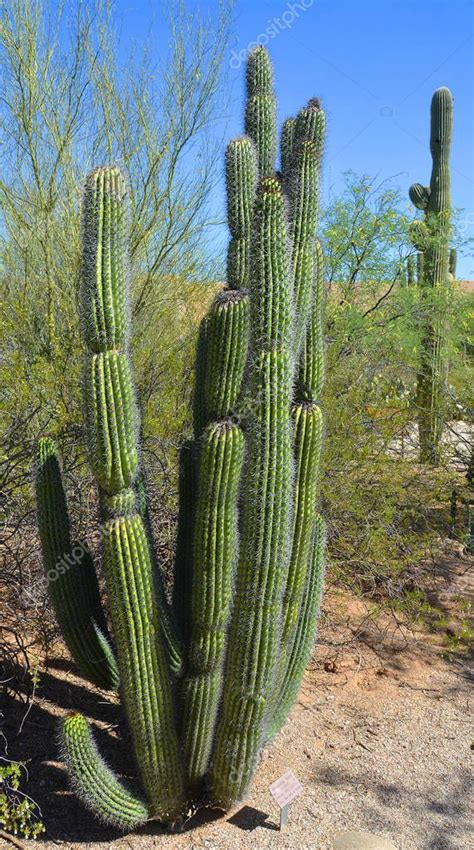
[3,554,473,850]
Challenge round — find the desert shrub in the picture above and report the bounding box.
[321,173,473,599]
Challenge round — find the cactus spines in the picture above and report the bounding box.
[60,713,149,829]
[249,175,293,347]
[201,289,250,424]
[37,46,328,829]
[81,167,129,352]
[428,87,453,215]
[226,138,258,290]
[268,513,326,739]
[181,420,244,784]
[81,166,184,821]
[101,487,137,519]
[173,439,197,641]
[289,139,320,350]
[102,514,184,818]
[85,351,139,492]
[210,175,294,807]
[280,403,323,645]
[280,116,296,183]
[284,101,325,352]
[297,240,325,401]
[272,232,326,732]
[245,47,277,176]
[36,437,119,690]
[295,98,325,162]
[135,470,185,679]
[409,87,453,464]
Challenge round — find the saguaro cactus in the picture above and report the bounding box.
[409,87,454,465]
[36,46,326,828]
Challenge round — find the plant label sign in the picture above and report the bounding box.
[269,770,303,829]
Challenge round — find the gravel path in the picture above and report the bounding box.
[6,577,472,850]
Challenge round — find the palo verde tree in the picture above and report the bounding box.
[35,47,327,825]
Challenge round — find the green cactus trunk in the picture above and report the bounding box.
[181,420,244,785]
[226,139,258,290]
[210,177,294,807]
[409,87,453,465]
[36,46,327,830]
[244,47,277,177]
[268,513,326,739]
[78,167,184,822]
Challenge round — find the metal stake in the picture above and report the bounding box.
[280,804,289,829]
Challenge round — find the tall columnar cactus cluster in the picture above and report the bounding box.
[409,87,454,465]
[35,47,326,828]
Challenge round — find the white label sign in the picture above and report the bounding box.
[269,769,303,809]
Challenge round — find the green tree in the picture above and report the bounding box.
[0,0,231,518]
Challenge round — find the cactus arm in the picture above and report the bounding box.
[226,138,258,290]
[176,289,250,643]
[267,514,326,740]
[81,166,184,820]
[60,713,149,829]
[35,437,119,690]
[181,420,244,785]
[280,117,296,185]
[428,88,452,217]
[288,100,325,351]
[102,515,184,819]
[406,256,415,285]
[192,312,211,438]
[409,183,430,210]
[134,471,185,679]
[81,168,128,353]
[202,289,250,423]
[172,439,197,643]
[181,292,249,784]
[271,238,325,722]
[244,47,277,176]
[210,176,294,808]
[279,403,323,647]
[296,240,325,401]
[294,98,326,159]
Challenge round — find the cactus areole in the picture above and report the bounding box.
[35,47,326,828]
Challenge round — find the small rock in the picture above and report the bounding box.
[332,830,398,850]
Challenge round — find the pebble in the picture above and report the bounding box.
[332,830,398,850]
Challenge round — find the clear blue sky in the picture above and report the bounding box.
[117,0,474,277]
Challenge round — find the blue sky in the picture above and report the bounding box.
[117,0,474,277]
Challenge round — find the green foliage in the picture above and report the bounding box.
[0,0,232,522]
[0,761,44,840]
[319,170,471,602]
[2,8,470,837]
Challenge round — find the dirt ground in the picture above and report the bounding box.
[2,550,473,850]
